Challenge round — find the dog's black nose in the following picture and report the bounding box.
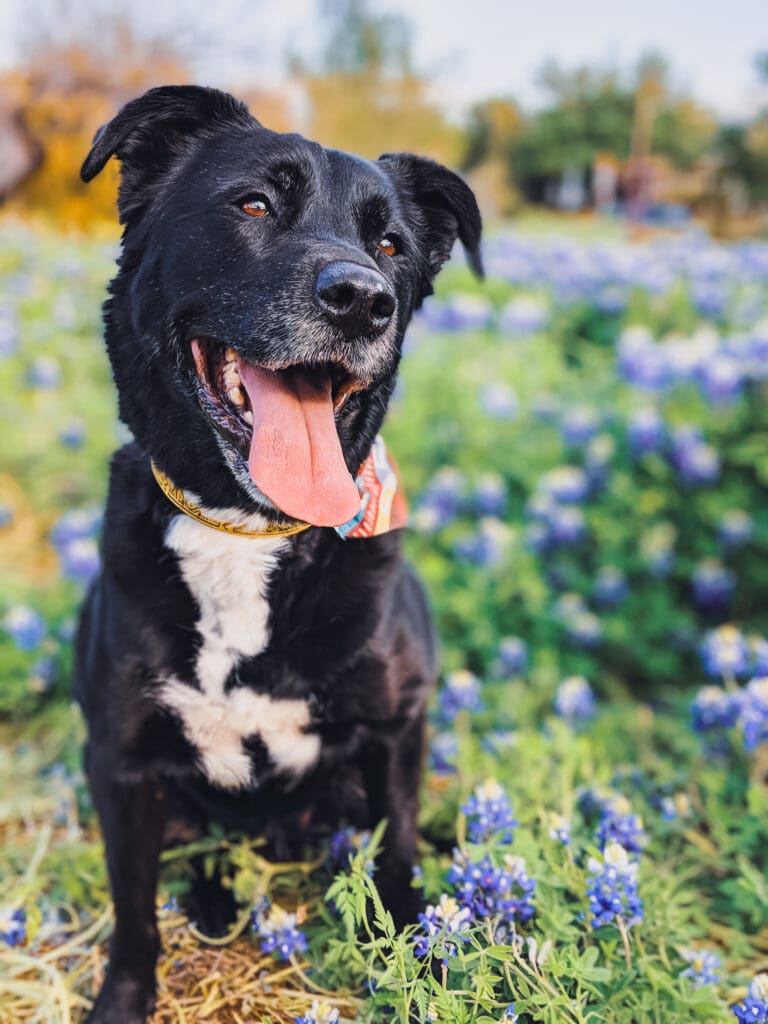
[315,261,396,337]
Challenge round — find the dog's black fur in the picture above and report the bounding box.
[75,85,481,1023]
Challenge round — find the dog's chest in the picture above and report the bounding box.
[158,513,320,789]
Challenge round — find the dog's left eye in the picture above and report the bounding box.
[377,237,397,257]
[241,196,270,218]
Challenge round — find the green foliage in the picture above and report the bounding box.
[508,56,717,187]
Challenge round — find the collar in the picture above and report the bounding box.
[151,435,408,541]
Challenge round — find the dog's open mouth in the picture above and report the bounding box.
[191,338,366,527]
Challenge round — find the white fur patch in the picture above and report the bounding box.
[158,504,320,788]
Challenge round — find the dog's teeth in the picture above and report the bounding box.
[223,367,241,391]
[242,409,254,425]
[228,386,245,407]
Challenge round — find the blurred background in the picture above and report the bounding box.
[0,0,767,233]
[2,3,768,1021]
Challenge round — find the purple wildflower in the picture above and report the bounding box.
[554,676,596,723]
[461,779,518,844]
[586,843,643,930]
[680,948,721,987]
[252,902,308,960]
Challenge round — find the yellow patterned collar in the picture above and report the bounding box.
[150,462,311,539]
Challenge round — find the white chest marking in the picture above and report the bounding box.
[158,509,321,789]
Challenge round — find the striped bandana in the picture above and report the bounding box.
[336,436,408,539]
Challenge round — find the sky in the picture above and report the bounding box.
[0,0,765,120]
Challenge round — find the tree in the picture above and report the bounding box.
[462,98,523,172]
[508,56,717,204]
[292,0,460,165]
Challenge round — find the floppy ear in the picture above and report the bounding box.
[378,152,483,281]
[81,85,255,221]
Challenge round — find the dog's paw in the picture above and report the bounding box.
[85,973,156,1024]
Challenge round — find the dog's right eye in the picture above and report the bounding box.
[240,196,271,218]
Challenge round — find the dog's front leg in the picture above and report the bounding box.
[361,711,426,928]
[86,752,167,1024]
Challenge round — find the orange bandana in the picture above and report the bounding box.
[335,436,408,539]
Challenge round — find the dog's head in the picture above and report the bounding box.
[83,85,482,525]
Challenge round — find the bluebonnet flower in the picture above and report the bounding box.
[59,418,87,448]
[479,381,519,420]
[719,510,753,550]
[252,902,308,960]
[448,850,536,926]
[596,283,627,314]
[680,947,721,987]
[561,405,600,447]
[481,730,518,755]
[627,406,665,456]
[552,593,588,622]
[692,559,735,613]
[523,521,550,554]
[547,506,587,546]
[413,894,472,958]
[29,656,56,694]
[439,670,484,722]
[586,842,643,929]
[701,625,749,679]
[0,309,19,358]
[294,1000,340,1024]
[525,491,558,522]
[691,686,740,733]
[733,974,768,1023]
[671,429,720,486]
[58,537,100,586]
[640,523,676,576]
[414,467,465,530]
[328,827,373,872]
[554,676,596,723]
[461,779,518,844]
[740,677,768,751]
[539,466,589,503]
[50,505,102,585]
[500,1004,519,1022]
[27,356,62,389]
[595,796,646,854]
[0,906,26,946]
[430,731,459,773]
[691,280,727,319]
[565,610,602,648]
[499,294,548,335]
[471,473,507,516]
[617,325,667,391]
[585,434,615,488]
[548,813,571,845]
[699,354,743,404]
[593,566,628,608]
[661,793,692,822]
[733,997,768,1023]
[3,605,46,651]
[419,293,494,332]
[497,636,528,677]
[750,636,768,676]
[454,518,510,566]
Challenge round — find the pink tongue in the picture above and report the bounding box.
[237,359,361,527]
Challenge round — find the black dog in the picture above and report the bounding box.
[75,85,481,1023]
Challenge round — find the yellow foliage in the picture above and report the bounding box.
[301,71,461,165]
[5,43,188,230]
